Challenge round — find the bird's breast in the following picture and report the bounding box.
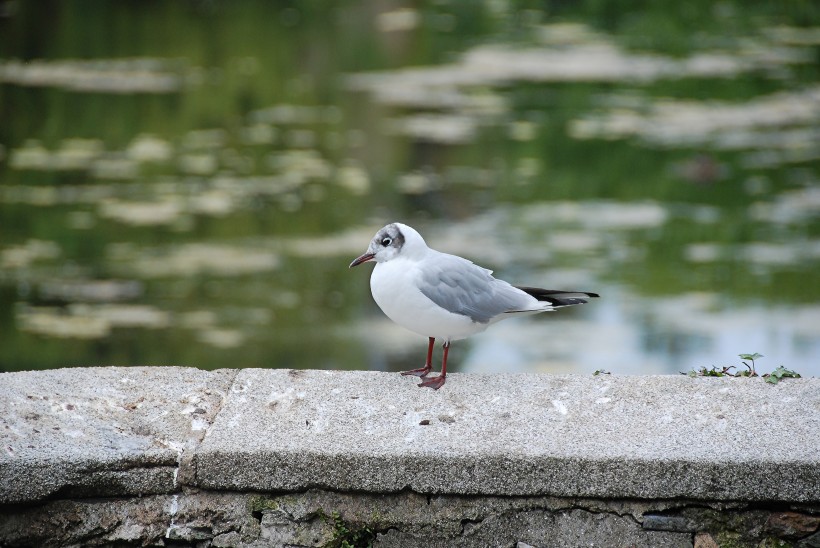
[370,259,486,341]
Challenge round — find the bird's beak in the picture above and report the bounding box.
[349,252,376,268]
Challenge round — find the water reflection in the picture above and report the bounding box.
[0,3,817,377]
[0,58,186,93]
[570,86,820,159]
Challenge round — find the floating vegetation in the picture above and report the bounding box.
[17,305,111,339]
[178,153,219,175]
[196,328,245,349]
[15,300,266,346]
[0,184,113,206]
[569,86,820,152]
[108,243,279,278]
[248,104,341,126]
[9,139,140,178]
[188,190,234,216]
[396,171,439,195]
[181,309,262,349]
[181,129,228,150]
[518,201,668,231]
[5,121,344,202]
[37,279,144,303]
[178,310,219,330]
[749,186,820,224]
[685,240,820,266]
[65,211,96,230]
[0,240,61,270]
[89,156,140,180]
[334,162,371,195]
[387,113,479,144]
[99,199,185,226]
[10,139,103,171]
[348,23,816,144]
[126,135,174,163]
[9,135,173,175]
[348,26,810,88]
[282,227,383,258]
[0,172,342,225]
[16,303,170,339]
[267,150,332,181]
[239,124,278,146]
[421,201,668,270]
[72,303,171,329]
[764,25,820,46]
[0,58,187,93]
[376,7,420,33]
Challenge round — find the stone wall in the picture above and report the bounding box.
[1,367,819,547]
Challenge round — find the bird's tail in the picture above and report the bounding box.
[515,287,599,308]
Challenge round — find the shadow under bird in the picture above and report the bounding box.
[350,222,599,390]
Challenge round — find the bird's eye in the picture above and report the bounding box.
[381,237,392,247]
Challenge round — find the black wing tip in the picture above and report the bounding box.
[516,287,600,297]
[515,286,600,306]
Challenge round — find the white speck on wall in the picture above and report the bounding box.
[165,494,179,538]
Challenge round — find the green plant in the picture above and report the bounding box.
[685,365,735,377]
[738,352,763,376]
[682,354,801,384]
[763,365,801,385]
[320,510,376,548]
[247,495,279,513]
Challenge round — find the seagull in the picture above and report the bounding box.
[349,222,599,389]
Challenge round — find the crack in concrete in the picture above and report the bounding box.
[178,368,242,491]
[198,368,243,445]
[7,488,817,547]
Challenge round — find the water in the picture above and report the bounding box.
[1,2,818,377]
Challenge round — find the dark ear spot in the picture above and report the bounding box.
[394,227,405,249]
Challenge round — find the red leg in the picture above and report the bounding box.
[419,341,449,390]
[401,337,434,377]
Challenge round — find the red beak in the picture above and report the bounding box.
[349,252,376,268]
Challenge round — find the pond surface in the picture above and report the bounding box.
[1,2,818,377]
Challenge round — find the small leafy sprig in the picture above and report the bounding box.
[738,352,763,376]
[683,353,801,384]
[764,365,802,384]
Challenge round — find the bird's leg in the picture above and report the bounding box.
[401,337,435,377]
[419,341,449,390]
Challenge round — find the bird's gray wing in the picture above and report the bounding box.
[418,252,533,323]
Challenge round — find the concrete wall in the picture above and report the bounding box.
[1,367,819,547]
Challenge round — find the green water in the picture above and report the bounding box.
[1,1,818,376]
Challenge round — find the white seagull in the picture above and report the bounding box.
[350,222,599,389]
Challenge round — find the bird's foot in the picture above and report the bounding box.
[418,375,446,390]
[401,365,431,377]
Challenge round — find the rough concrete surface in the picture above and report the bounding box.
[2,489,818,547]
[194,369,820,501]
[0,366,237,503]
[1,367,819,547]
[3,368,819,504]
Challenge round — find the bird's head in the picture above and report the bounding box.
[349,222,426,267]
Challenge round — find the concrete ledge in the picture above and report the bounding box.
[1,367,237,503]
[2,367,820,546]
[2,367,818,505]
[194,369,819,502]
